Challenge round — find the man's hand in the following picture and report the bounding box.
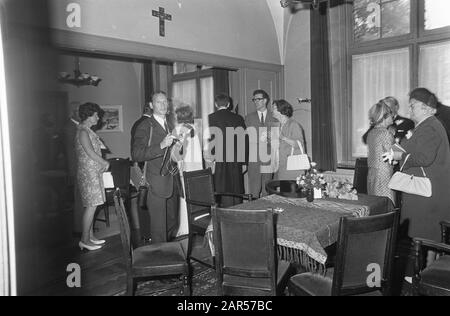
[160,134,177,149]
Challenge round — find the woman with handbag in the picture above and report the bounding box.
[75,102,110,251]
[170,105,203,237]
[384,88,450,243]
[272,99,307,180]
[365,100,396,205]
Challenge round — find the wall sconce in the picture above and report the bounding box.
[58,56,101,87]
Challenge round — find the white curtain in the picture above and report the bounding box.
[172,79,197,116]
[352,47,410,157]
[419,41,450,105]
[0,20,15,296]
[200,77,214,145]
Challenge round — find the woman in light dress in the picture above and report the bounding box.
[271,99,307,180]
[75,102,110,251]
[170,105,203,237]
[364,100,396,205]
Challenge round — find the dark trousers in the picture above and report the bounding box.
[146,182,179,243]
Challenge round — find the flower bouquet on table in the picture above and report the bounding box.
[296,162,327,201]
[325,179,358,200]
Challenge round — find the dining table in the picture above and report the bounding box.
[206,193,392,273]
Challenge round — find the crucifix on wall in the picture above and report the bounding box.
[152,6,172,37]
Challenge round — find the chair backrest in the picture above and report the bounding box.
[212,206,278,296]
[109,157,131,190]
[183,168,216,218]
[353,157,368,194]
[332,210,399,296]
[113,189,132,268]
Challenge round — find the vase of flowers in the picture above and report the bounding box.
[325,179,358,200]
[306,188,314,202]
[296,162,327,202]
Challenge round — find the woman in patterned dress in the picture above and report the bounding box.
[366,100,396,205]
[76,102,110,251]
[272,99,307,181]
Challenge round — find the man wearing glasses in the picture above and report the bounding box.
[244,89,278,198]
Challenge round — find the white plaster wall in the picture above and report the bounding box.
[283,11,312,155]
[58,56,142,158]
[49,0,281,65]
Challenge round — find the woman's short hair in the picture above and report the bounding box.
[273,99,293,118]
[409,87,438,109]
[78,102,102,122]
[175,105,194,124]
[381,96,399,114]
[368,101,392,127]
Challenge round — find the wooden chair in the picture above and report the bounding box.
[412,221,450,296]
[95,157,130,228]
[113,189,190,296]
[183,168,252,269]
[212,206,295,296]
[288,211,399,296]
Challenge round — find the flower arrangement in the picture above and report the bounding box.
[325,179,358,200]
[296,162,327,191]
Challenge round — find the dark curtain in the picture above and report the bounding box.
[310,2,336,171]
[212,68,229,97]
[143,62,153,107]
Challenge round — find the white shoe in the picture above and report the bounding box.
[90,239,106,245]
[79,241,102,251]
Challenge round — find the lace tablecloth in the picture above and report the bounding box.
[206,194,391,272]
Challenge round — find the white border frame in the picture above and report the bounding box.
[99,105,123,133]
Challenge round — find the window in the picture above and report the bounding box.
[354,0,410,42]
[171,63,214,119]
[338,0,450,164]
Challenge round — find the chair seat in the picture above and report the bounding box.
[289,268,383,296]
[132,241,187,275]
[419,255,450,291]
[289,269,334,296]
[192,211,211,230]
[223,260,293,294]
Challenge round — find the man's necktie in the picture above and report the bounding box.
[260,113,264,125]
[164,121,170,133]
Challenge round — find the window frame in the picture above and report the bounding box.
[339,0,450,167]
[171,64,213,118]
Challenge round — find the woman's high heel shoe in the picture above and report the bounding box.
[79,241,102,251]
[90,239,106,245]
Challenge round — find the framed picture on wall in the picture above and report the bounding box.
[99,105,123,132]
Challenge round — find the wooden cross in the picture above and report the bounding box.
[152,7,172,37]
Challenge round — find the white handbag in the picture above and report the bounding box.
[388,155,432,197]
[286,140,310,171]
[102,171,115,189]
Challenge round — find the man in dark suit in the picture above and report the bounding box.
[245,89,278,198]
[207,94,247,207]
[131,103,152,141]
[385,96,414,143]
[131,91,180,243]
[131,103,152,169]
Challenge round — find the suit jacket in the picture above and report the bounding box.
[245,110,278,165]
[436,104,450,144]
[208,109,247,164]
[131,115,177,198]
[392,115,414,141]
[130,115,151,168]
[401,116,450,181]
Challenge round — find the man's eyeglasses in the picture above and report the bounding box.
[252,97,265,102]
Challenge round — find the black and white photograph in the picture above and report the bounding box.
[0,0,449,299]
